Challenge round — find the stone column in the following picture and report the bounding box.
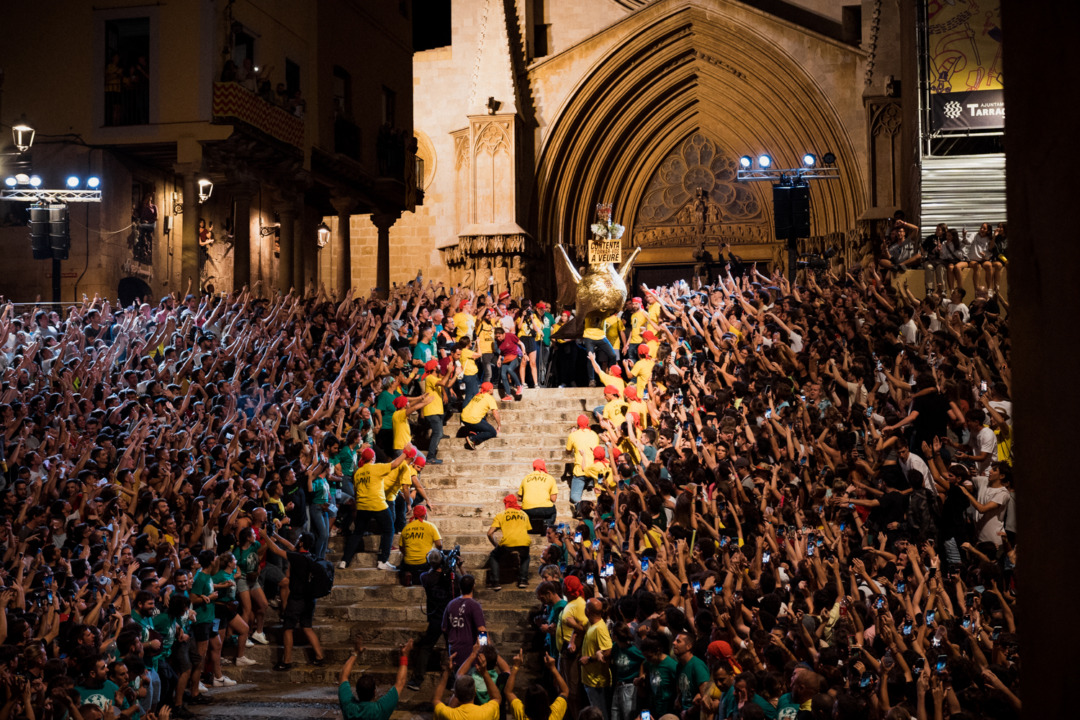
[175,165,200,297]
[291,210,305,293]
[233,193,252,289]
[371,212,399,298]
[330,196,356,296]
[276,202,297,294]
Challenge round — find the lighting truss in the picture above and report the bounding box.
[0,189,103,203]
[736,168,841,183]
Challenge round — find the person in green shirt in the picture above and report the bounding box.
[673,631,710,714]
[637,634,678,717]
[374,376,402,455]
[338,636,413,720]
[537,581,567,658]
[75,656,120,717]
[610,623,644,720]
[189,550,224,697]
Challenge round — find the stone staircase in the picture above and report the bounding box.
[192,387,601,720]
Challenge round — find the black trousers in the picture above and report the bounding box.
[524,506,556,534]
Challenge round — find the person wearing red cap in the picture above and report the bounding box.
[566,415,600,505]
[456,336,483,406]
[452,298,475,342]
[556,575,588,717]
[587,354,626,395]
[518,459,558,534]
[461,381,501,450]
[342,452,408,570]
[384,446,433,534]
[598,385,628,431]
[584,445,615,494]
[628,345,655,398]
[486,494,532,591]
[641,329,660,361]
[421,359,450,465]
[399,504,442,585]
[392,393,434,456]
[625,296,650,361]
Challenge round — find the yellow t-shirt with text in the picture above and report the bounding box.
[401,519,441,566]
[566,428,600,476]
[518,471,557,509]
[491,508,531,548]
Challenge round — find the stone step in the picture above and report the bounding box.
[319,602,538,624]
[243,620,535,648]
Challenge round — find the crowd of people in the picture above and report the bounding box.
[0,225,1018,720]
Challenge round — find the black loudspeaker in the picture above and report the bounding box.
[49,205,70,261]
[29,206,52,260]
[773,184,811,239]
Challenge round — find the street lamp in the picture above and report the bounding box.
[316,222,331,248]
[12,120,35,153]
[197,178,213,203]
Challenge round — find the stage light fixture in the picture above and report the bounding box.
[802,154,816,167]
[739,156,752,169]
[87,177,101,189]
[757,155,772,169]
[66,176,80,188]
[823,152,836,165]
[4,177,15,187]
[28,175,42,187]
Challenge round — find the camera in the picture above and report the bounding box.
[442,544,463,573]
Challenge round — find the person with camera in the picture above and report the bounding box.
[262,530,326,672]
[486,494,533,592]
[408,547,460,691]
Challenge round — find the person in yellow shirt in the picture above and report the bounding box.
[579,598,612,712]
[342,449,407,570]
[462,382,501,450]
[399,504,442,583]
[421,360,450,465]
[566,415,600,504]
[518,459,558,533]
[604,312,625,359]
[432,649,501,720]
[587,354,626,395]
[623,385,649,427]
[584,446,615,494]
[476,309,498,383]
[599,385,628,429]
[385,450,433,533]
[392,394,434,455]
[505,652,569,720]
[628,346,655,397]
[453,299,476,341]
[582,314,617,387]
[486,494,532,591]
[625,297,650,360]
[641,329,661,360]
[457,338,482,405]
[556,575,588,717]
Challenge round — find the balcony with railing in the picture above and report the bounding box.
[212,82,304,149]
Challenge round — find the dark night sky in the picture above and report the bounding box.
[413,0,452,51]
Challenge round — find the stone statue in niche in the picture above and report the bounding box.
[493,255,509,296]
[460,256,475,291]
[476,256,492,293]
[509,256,527,300]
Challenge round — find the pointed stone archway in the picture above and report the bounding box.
[532,0,868,282]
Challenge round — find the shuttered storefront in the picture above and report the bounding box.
[920,154,1006,230]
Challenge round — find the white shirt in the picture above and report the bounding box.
[968,426,997,477]
[900,319,918,344]
[973,476,1010,545]
[900,451,934,492]
[965,229,991,262]
[944,301,969,323]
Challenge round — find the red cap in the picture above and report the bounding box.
[637,345,650,358]
[561,310,571,318]
[708,640,734,659]
[403,444,418,459]
[642,331,657,341]
[564,575,584,598]
[413,455,426,469]
[577,414,590,429]
[629,411,641,427]
[624,385,638,399]
[424,359,438,372]
[632,297,643,306]
[393,396,408,409]
[360,447,376,464]
[503,494,521,509]
[612,447,623,461]
[608,366,622,377]
[604,385,619,396]
[536,302,547,310]
[498,290,510,301]
[480,381,494,393]
[412,505,428,519]
[533,459,547,471]
[593,446,606,461]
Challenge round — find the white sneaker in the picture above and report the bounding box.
[198,682,209,693]
[377,561,398,571]
[245,639,254,648]
[213,676,237,687]
[337,560,347,570]
[251,632,269,645]
[235,656,257,667]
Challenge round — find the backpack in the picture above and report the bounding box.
[308,558,336,599]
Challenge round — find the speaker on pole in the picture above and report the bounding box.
[49,205,70,261]
[29,205,52,260]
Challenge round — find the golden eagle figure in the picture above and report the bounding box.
[552,243,641,339]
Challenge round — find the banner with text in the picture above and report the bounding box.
[926,0,1003,132]
[589,240,622,264]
